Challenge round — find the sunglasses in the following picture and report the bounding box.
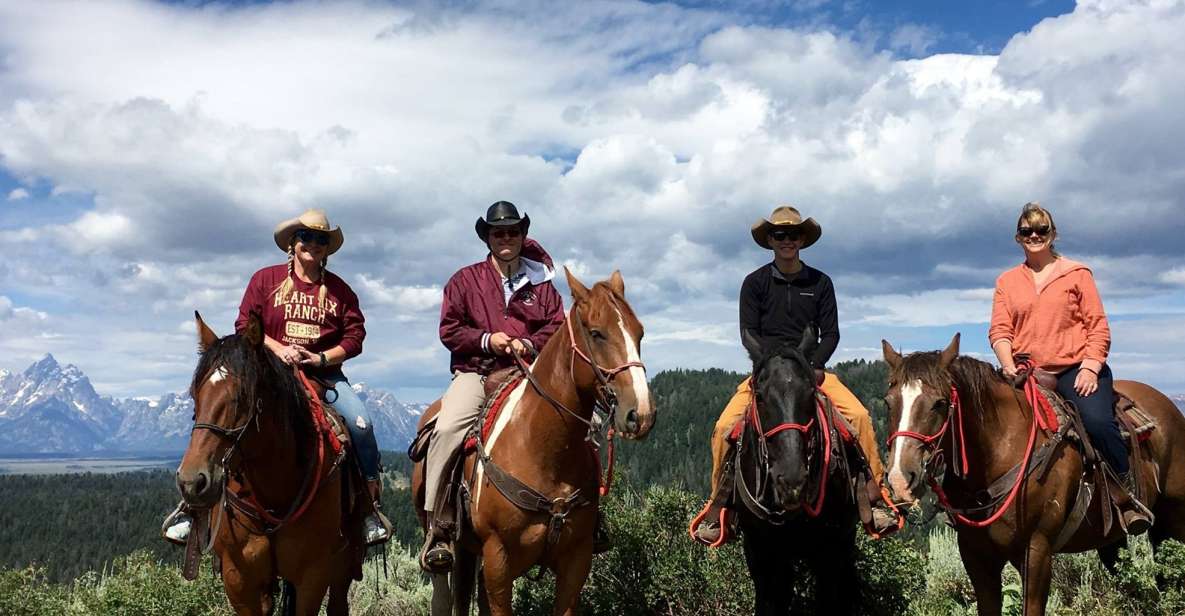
[491,228,522,240]
[294,229,331,246]
[769,230,801,242]
[1017,225,1051,237]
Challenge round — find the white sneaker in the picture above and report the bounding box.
[364,513,389,545]
[165,515,192,544]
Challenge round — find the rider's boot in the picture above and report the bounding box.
[419,516,455,574]
[592,508,611,554]
[1116,470,1154,535]
[363,479,393,546]
[867,479,903,536]
[693,516,725,544]
[161,501,192,545]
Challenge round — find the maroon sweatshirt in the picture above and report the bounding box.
[236,264,366,377]
[439,239,566,375]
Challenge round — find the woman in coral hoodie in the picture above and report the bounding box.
[989,201,1151,533]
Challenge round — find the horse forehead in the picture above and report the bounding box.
[897,379,925,415]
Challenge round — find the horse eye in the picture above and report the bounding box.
[589,329,606,340]
[932,400,950,412]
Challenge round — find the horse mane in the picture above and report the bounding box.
[891,351,1005,416]
[753,340,814,383]
[190,334,313,463]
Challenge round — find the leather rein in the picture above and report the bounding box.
[187,366,343,550]
[735,388,834,523]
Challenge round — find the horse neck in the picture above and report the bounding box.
[946,379,1034,488]
[514,314,599,466]
[236,392,310,506]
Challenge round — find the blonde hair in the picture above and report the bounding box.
[272,241,330,307]
[1016,201,1059,256]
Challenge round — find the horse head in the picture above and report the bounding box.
[177,311,281,508]
[742,326,819,511]
[564,268,655,440]
[881,333,961,505]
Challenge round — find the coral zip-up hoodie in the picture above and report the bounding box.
[438,239,566,375]
[988,257,1110,374]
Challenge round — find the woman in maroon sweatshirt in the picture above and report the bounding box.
[420,201,568,572]
[164,209,390,546]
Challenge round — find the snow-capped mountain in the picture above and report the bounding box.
[0,355,426,454]
[1172,394,1185,413]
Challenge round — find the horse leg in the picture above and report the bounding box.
[958,533,1005,616]
[810,525,858,615]
[221,559,272,616]
[453,549,478,616]
[292,571,333,616]
[551,540,593,616]
[326,575,350,616]
[1097,539,1125,576]
[431,573,453,616]
[741,533,782,616]
[480,539,514,616]
[1017,535,1054,616]
[477,564,492,616]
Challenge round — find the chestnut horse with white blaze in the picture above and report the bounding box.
[882,334,1185,616]
[177,312,365,616]
[412,269,656,616]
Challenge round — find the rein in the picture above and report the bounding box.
[188,365,342,542]
[887,379,1044,527]
[736,389,833,520]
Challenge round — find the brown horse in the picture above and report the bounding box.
[881,334,1185,616]
[177,312,365,616]
[412,269,656,616]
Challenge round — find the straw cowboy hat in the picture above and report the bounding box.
[273,209,344,255]
[750,206,822,249]
[475,201,531,242]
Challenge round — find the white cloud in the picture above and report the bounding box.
[0,0,1183,395]
[6,188,29,201]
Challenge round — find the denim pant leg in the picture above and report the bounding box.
[327,376,382,481]
[1056,364,1128,474]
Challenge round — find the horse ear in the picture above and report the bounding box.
[882,339,902,369]
[244,312,265,348]
[565,266,590,303]
[741,329,763,364]
[607,270,625,297]
[939,333,961,368]
[798,324,817,355]
[195,311,217,352]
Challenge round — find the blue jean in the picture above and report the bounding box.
[1055,364,1128,474]
[326,375,382,480]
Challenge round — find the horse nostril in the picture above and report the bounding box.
[626,409,639,430]
[905,470,920,492]
[194,472,209,496]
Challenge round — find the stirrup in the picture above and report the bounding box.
[161,503,192,546]
[693,519,722,545]
[419,535,454,573]
[364,512,391,546]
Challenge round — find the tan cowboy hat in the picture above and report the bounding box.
[273,209,344,255]
[750,205,822,249]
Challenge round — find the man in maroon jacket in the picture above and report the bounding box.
[421,201,568,572]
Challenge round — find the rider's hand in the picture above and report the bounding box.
[1001,364,1019,380]
[275,345,304,366]
[1074,368,1099,397]
[295,347,322,366]
[509,338,529,357]
[489,332,513,355]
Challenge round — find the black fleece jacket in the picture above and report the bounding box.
[738,262,840,369]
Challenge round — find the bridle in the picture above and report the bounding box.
[886,385,970,481]
[513,294,645,496]
[735,372,833,522]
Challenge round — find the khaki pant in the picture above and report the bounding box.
[424,372,485,513]
[709,373,884,494]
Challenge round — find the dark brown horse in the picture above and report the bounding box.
[178,313,365,616]
[412,269,656,616]
[882,334,1185,616]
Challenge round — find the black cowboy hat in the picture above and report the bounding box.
[475,201,531,242]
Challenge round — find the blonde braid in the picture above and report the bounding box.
[272,243,297,303]
[317,256,329,307]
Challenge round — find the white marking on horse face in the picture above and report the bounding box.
[614,307,650,416]
[887,380,922,497]
[207,366,228,384]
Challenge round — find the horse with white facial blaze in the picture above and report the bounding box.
[177,312,365,616]
[882,334,1185,616]
[732,327,864,615]
[411,269,656,616]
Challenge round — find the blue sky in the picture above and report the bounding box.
[1,0,1183,403]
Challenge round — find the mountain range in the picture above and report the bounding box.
[0,355,425,455]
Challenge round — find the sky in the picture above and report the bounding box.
[1,0,1183,403]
